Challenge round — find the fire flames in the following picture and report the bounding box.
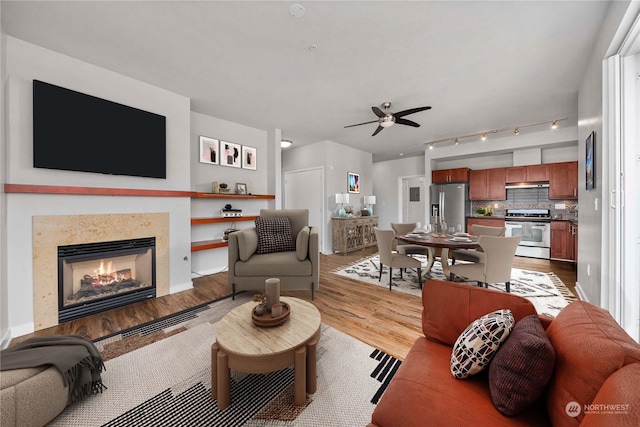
[87,260,131,287]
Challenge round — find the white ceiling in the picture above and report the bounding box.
[1,1,610,162]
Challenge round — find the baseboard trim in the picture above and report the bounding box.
[169,280,194,294]
[7,322,35,342]
[1,328,12,350]
[575,281,589,302]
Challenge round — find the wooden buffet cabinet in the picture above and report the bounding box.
[332,216,378,254]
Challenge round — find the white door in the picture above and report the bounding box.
[284,167,324,251]
[401,176,426,226]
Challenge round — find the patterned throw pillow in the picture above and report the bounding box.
[488,315,556,416]
[255,216,296,254]
[450,309,515,379]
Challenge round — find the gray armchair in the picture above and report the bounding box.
[228,209,319,299]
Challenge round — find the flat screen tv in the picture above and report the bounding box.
[33,80,166,179]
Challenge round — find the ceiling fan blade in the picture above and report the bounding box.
[394,106,431,118]
[372,125,384,136]
[395,118,420,127]
[372,106,386,118]
[344,119,379,128]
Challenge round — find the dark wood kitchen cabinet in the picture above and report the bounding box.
[549,161,578,199]
[432,168,470,183]
[551,220,574,261]
[469,168,506,200]
[506,164,550,183]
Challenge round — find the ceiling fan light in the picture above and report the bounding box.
[380,119,394,128]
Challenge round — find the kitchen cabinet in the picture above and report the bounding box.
[432,168,470,183]
[551,220,574,261]
[467,217,506,233]
[505,164,550,183]
[191,192,275,252]
[549,161,578,199]
[469,168,506,200]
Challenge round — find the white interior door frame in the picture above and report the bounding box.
[284,166,326,252]
[398,175,426,226]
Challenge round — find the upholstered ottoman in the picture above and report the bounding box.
[1,366,69,426]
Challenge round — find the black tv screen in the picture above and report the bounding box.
[33,80,166,179]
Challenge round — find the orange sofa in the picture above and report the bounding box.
[369,280,640,427]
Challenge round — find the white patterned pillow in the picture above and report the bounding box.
[450,309,514,379]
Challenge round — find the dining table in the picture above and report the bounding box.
[396,232,480,279]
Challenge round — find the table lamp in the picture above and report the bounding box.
[335,193,349,217]
[364,195,376,216]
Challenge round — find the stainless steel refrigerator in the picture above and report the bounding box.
[429,183,471,232]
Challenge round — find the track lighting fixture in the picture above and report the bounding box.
[425,117,566,149]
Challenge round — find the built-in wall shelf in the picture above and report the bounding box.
[191,215,259,225]
[191,239,228,252]
[194,192,275,200]
[4,184,196,197]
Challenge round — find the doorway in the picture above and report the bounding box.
[284,167,325,252]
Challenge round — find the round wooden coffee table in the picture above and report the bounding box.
[211,296,321,410]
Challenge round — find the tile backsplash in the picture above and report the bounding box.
[471,187,578,219]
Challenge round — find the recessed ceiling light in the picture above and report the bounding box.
[289,4,306,18]
[281,139,293,148]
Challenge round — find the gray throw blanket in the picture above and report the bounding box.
[0,335,106,403]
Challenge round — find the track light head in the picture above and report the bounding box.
[551,120,558,129]
[481,133,487,141]
[454,138,459,145]
[514,128,520,135]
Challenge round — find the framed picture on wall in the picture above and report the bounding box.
[242,145,257,170]
[199,136,219,165]
[220,141,241,168]
[586,131,595,190]
[348,172,360,193]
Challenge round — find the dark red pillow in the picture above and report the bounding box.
[488,315,555,416]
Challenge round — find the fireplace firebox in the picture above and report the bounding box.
[58,237,156,322]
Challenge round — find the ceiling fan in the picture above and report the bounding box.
[344,102,432,136]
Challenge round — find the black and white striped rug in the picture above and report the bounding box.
[49,307,399,426]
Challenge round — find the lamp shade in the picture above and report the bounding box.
[364,195,376,205]
[335,193,349,204]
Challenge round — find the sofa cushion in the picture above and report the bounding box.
[236,228,258,262]
[422,280,537,347]
[579,363,640,427]
[370,337,551,427]
[234,252,312,277]
[450,309,514,379]
[489,315,556,416]
[259,209,308,237]
[296,226,310,261]
[545,301,640,427]
[255,216,295,254]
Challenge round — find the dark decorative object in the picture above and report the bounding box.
[586,131,595,190]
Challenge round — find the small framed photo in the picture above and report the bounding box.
[199,136,219,165]
[220,141,242,168]
[586,131,595,190]
[242,145,257,170]
[236,183,247,195]
[348,172,360,193]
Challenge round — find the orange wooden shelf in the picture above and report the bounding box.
[191,215,258,225]
[191,239,229,252]
[4,183,196,197]
[194,192,274,199]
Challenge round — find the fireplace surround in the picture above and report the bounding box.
[58,237,157,322]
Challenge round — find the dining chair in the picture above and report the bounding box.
[374,227,423,291]
[450,224,506,265]
[390,222,432,258]
[448,235,522,292]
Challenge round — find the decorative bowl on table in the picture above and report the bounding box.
[252,302,291,327]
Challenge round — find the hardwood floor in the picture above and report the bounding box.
[12,248,577,361]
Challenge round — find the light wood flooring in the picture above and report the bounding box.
[12,248,577,360]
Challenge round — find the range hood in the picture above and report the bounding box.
[505,183,550,189]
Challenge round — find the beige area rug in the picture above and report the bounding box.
[49,295,397,426]
[332,254,578,318]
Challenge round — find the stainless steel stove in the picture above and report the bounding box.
[504,209,551,259]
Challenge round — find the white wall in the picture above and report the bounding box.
[372,156,425,231]
[2,37,193,338]
[576,1,631,304]
[190,111,272,276]
[1,7,9,347]
[283,140,372,253]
